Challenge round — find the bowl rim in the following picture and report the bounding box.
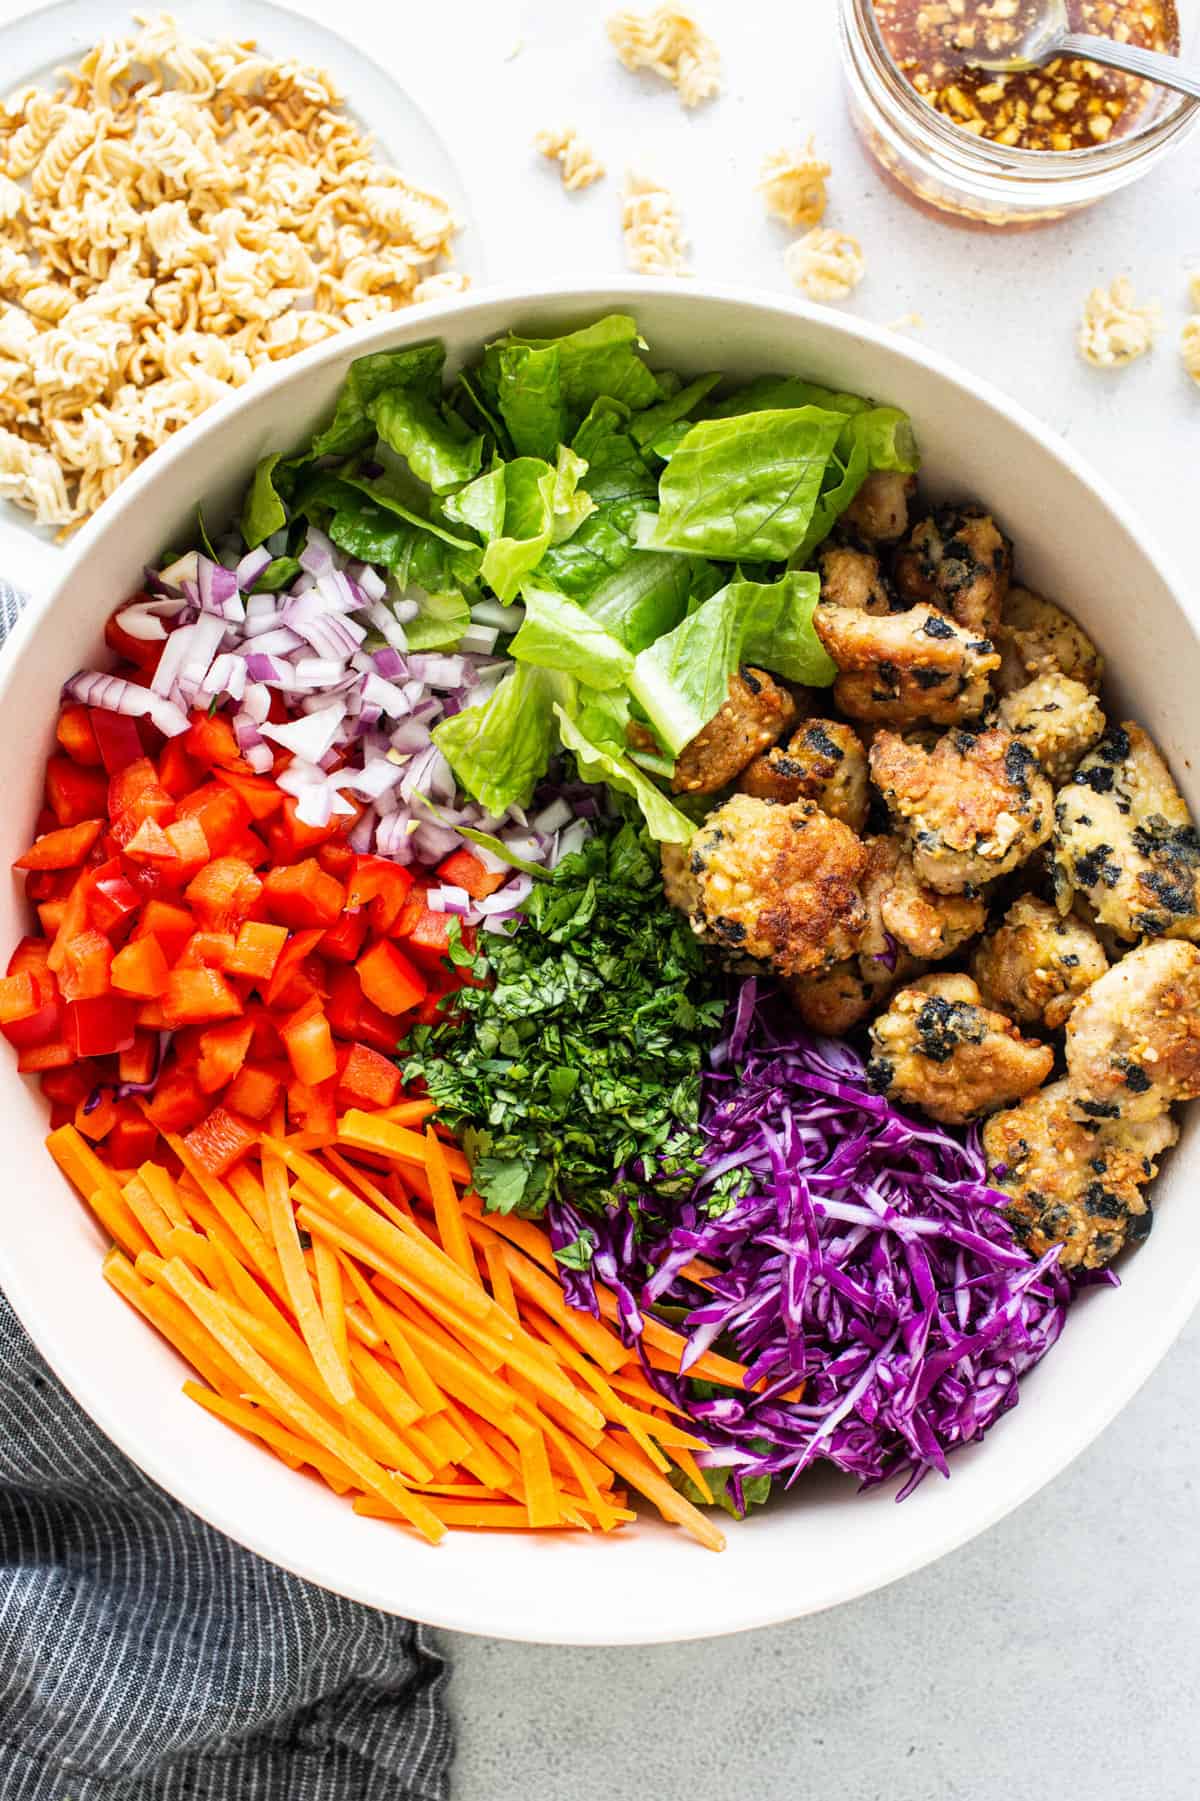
[2,276,1198,1644]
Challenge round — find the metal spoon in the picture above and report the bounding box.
[970,0,1200,101]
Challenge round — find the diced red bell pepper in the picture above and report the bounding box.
[58,929,114,1002]
[405,905,469,963]
[285,1077,336,1137]
[225,920,288,982]
[177,931,237,971]
[89,708,145,775]
[186,857,263,932]
[263,928,324,1009]
[107,1106,160,1167]
[183,1104,257,1177]
[335,1041,402,1110]
[146,1062,207,1132]
[132,900,195,963]
[213,767,284,822]
[109,759,175,829]
[76,1089,118,1143]
[118,1032,159,1086]
[1,949,60,1048]
[122,817,176,865]
[45,757,109,828]
[195,1017,255,1095]
[280,1003,337,1087]
[8,937,52,983]
[110,934,170,998]
[162,966,243,1028]
[157,737,203,799]
[392,887,426,939]
[37,901,67,938]
[317,840,355,881]
[347,855,415,935]
[437,847,508,901]
[104,608,163,675]
[221,829,269,870]
[184,711,250,773]
[261,860,346,930]
[17,1040,75,1072]
[64,994,136,1057]
[0,971,38,1025]
[224,1062,282,1121]
[88,861,141,938]
[161,816,211,880]
[175,783,250,858]
[319,909,368,964]
[357,939,427,1017]
[268,795,349,860]
[46,870,95,972]
[325,964,398,1053]
[56,704,103,767]
[16,819,105,871]
[40,1063,92,1106]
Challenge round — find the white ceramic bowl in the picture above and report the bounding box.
[1,281,1197,1646]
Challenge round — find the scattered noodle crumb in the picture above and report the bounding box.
[0,11,463,530]
[1188,272,1200,309]
[784,228,866,303]
[1182,316,1200,387]
[886,312,924,332]
[1077,276,1161,369]
[622,171,689,276]
[534,125,606,192]
[606,7,720,108]
[757,141,831,229]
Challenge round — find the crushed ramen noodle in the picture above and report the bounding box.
[0,12,464,531]
[1182,316,1200,387]
[534,125,606,191]
[1077,276,1161,369]
[757,141,831,229]
[606,7,721,108]
[622,171,690,276]
[784,228,866,303]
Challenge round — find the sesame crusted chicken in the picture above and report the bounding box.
[865,972,1055,1126]
[840,469,917,544]
[983,1078,1178,1271]
[998,672,1106,786]
[892,505,1012,637]
[1064,940,1200,1121]
[995,587,1103,698]
[862,831,986,962]
[1052,722,1200,943]
[785,949,923,1037]
[671,667,797,796]
[738,718,869,831]
[971,894,1108,1032]
[815,542,901,615]
[660,839,701,918]
[686,793,869,979]
[813,601,999,728]
[869,726,1054,895]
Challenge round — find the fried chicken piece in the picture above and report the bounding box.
[671,667,797,796]
[784,834,931,1033]
[998,672,1106,786]
[864,832,986,961]
[840,469,916,543]
[971,893,1108,1031]
[813,601,999,728]
[984,1078,1178,1270]
[815,543,900,615]
[1052,722,1200,942]
[738,718,869,830]
[660,839,700,917]
[1064,939,1200,1120]
[870,726,1054,894]
[688,793,868,978]
[892,505,1012,637]
[865,971,1054,1125]
[784,958,908,1036]
[995,587,1103,697]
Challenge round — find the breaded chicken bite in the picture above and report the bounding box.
[672,667,797,796]
[660,839,700,918]
[815,543,900,615]
[893,505,1012,637]
[863,832,986,961]
[998,672,1106,786]
[784,957,913,1036]
[738,718,869,830]
[996,587,1103,697]
[984,1078,1178,1270]
[814,602,999,728]
[870,727,1054,894]
[866,972,1055,1125]
[840,469,916,543]
[1052,722,1200,942]
[971,893,1108,1031]
[1065,939,1200,1119]
[688,793,868,978]
[784,834,930,1033]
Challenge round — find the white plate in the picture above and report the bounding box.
[1,279,1198,1645]
[0,0,480,597]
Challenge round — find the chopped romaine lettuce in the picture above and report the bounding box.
[433,664,563,814]
[510,588,634,688]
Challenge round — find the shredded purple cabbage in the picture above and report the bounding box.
[550,980,1076,1506]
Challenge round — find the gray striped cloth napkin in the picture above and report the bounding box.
[0,577,452,1800]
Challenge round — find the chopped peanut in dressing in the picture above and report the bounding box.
[871,0,1179,150]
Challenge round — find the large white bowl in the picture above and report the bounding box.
[2,281,1197,1646]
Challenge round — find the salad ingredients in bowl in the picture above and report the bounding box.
[1,294,1198,1635]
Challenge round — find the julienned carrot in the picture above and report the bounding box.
[103,1249,238,1397]
[336,1109,471,1184]
[312,1239,350,1384]
[424,1126,478,1281]
[262,1139,354,1407]
[184,1381,358,1493]
[592,1434,727,1554]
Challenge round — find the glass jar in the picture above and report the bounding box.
[838,0,1200,226]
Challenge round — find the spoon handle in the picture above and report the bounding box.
[1058,32,1200,101]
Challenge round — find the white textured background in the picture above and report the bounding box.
[2,0,1199,1792]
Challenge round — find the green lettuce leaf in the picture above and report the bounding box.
[310,342,445,460]
[641,407,845,562]
[446,448,593,604]
[494,344,567,460]
[509,588,633,688]
[553,702,694,844]
[432,664,561,814]
[630,373,721,446]
[628,570,831,755]
[533,399,661,601]
[707,375,875,420]
[368,388,483,495]
[405,587,472,650]
[793,404,921,564]
[249,555,301,593]
[584,552,706,653]
[241,453,288,548]
[481,315,661,456]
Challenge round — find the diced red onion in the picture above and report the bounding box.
[299,528,336,579]
[245,627,304,657]
[261,704,346,763]
[389,718,432,753]
[244,653,279,684]
[116,597,187,641]
[197,556,245,623]
[364,599,409,650]
[64,670,189,738]
[157,551,199,594]
[348,562,387,603]
[236,546,273,589]
[407,653,465,690]
[372,647,406,680]
[532,797,573,835]
[458,625,498,656]
[477,874,533,915]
